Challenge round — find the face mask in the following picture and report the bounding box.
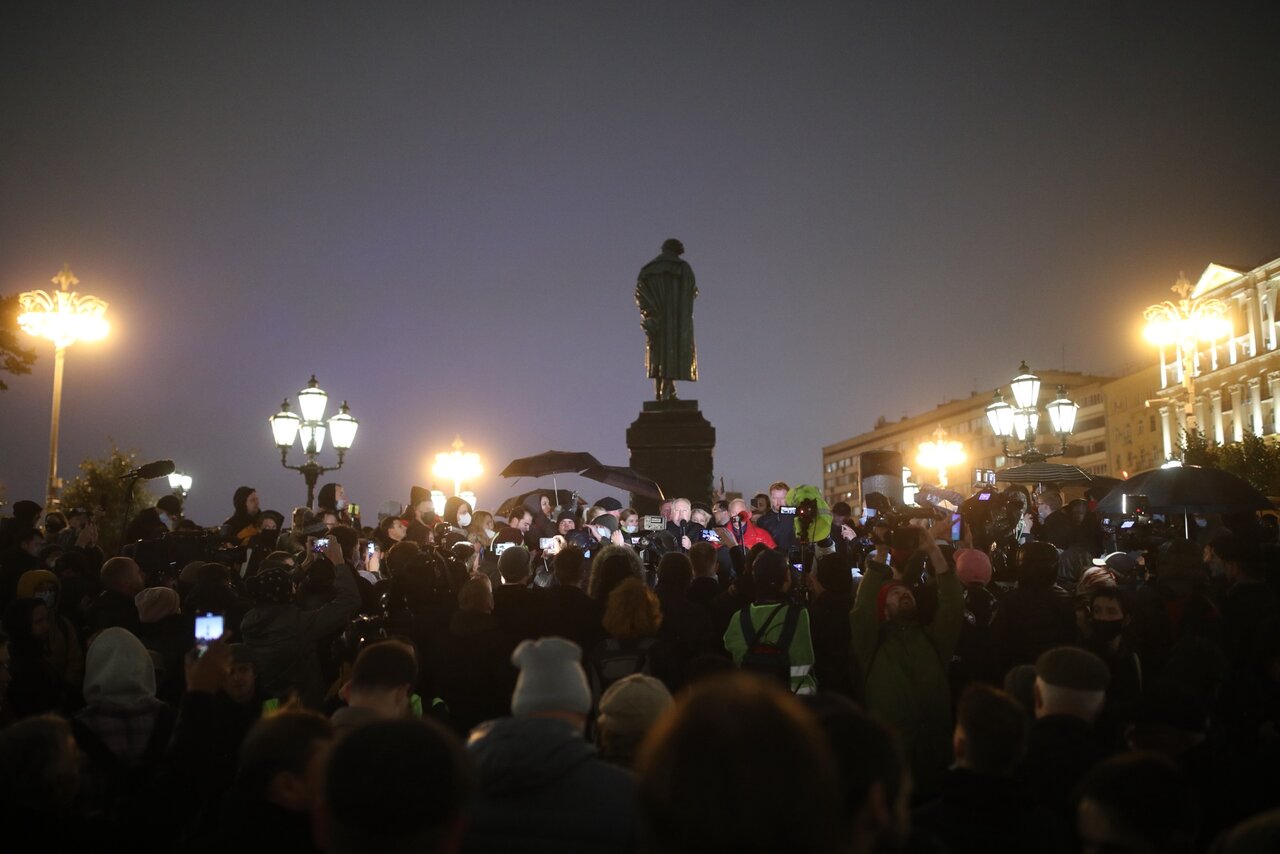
[457,512,472,527]
[596,527,611,540]
[36,590,56,609]
[336,498,348,511]
[158,512,172,529]
[1091,618,1124,642]
[486,528,498,540]
[622,525,638,534]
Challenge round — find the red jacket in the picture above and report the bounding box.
[730,512,777,551]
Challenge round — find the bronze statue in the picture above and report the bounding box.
[636,238,698,401]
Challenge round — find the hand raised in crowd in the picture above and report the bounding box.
[610,529,625,546]
[184,639,232,694]
[840,523,856,542]
[324,535,346,566]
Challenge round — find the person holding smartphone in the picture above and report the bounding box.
[240,533,361,708]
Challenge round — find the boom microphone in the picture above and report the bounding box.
[120,460,177,480]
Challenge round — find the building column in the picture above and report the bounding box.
[1271,372,1280,434]
[1211,390,1225,445]
[1249,377,1265,437]
[1159,405,1173,460]
[1194,393,1209,434]
[1246,292,1259,358]
[1230,383,1245,442]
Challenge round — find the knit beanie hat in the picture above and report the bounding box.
[497,545,531,583]
[179,561,205,585]
[1035,646,1110,692]
[595,497,623,512]
[598,674,673,736]
[876,581,908,623]
[135,587,181,623]
[247,566,294,605]
[954,549,992,586]
[510,637,591,717]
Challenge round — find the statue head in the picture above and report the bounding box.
[661,238,685,256]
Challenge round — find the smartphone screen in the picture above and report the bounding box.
[950,513,962,542]
[195,612,224,654]
[312,537,330,553]
[367,541,377,556]
[539,537,554,550]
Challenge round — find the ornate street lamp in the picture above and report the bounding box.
[1142,274,1231,433]
[269,375,358,508]
[985,361,1078,463]
[17,265,110,508]
[432,436,482,504]
[916,425,966,487]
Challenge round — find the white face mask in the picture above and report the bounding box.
[486,528,498,540]
[596,527,611,540]
[158,512,172,530]
[457,512,472,527]
[336,498,348,511]
[622,525,638,534]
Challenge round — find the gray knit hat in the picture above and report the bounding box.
[598,674,672,735]
[510,637,591,717]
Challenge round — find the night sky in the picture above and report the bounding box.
[3,2,1280,523]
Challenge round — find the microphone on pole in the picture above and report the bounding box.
[120,459,177,480]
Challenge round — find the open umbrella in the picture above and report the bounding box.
[997,462,1094,485]
[579,465,665,501]
[495,488,580,519]
[1095,465,1273,516]
[500,450,602,506]
[500,451,602,479]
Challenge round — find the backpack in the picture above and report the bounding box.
[588,637,656,694]
[738,603,801,689]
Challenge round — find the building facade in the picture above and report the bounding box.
[822,370,1115,508]
[1152,258,1280,457]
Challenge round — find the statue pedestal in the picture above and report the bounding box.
[626,400,716,514]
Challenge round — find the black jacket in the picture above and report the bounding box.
[1016,714,1108,819]
[914,767,1071,854]
[492,583,548,644]
[83,588,142,638]
[542,585,606,653]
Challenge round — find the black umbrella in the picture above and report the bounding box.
[500,451,602,479]
[495,489,580,519]
[997,462,1094,485]
[579,465,665,501]
[1095,465,1273,516]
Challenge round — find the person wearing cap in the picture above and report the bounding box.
[1016,645,1111,820]
[15,568,84,687]
[464,637,638,852]
[950,548,1001,687]
[989,541,1077,673]
[594,496,624,519]
[596,673,672,768]
[851,515,963,802]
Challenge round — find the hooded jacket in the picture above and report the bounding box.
[239,561,361,707]
[851,559,963,801]
[16,568,84,686]
[464,716,638,853]
[221,486,259,543]
[75,628,173,766]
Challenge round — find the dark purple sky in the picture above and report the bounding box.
[3,2,1280,523]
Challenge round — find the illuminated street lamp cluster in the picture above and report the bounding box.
[1142,275,1232,434]
[916,425,966,487]
[433,436,482,509]
[985,361,1078,464]
[18,265,110,507]
[269,375,358,508]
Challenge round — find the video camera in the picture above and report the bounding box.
[126,528,248,578]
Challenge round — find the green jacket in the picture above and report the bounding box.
[724,602,817,694]
[850,560,963,797]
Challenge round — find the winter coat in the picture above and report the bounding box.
[492,583,549,644]
[1017,714,1109,820]
[851,560,963,800]
[542,585,606,654]
[83,588,142,638]
[464,716,639,853]
[913,767,1071,854]
[435,609,516,735]
[239,561,360,707]
[809,592,856,698]
[723,601,817,694]
[989,584,1076,671]
[655,584,719,688]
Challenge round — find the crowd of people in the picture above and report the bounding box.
[0,477,1279,853]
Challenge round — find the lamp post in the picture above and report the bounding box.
[1142,274,1232,435]
[167,471,193,498]
[269,375,358,508]
[916,425,966,487]
[985,361,1078,463]
[17,265,110,508]
[432,436,482,504]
